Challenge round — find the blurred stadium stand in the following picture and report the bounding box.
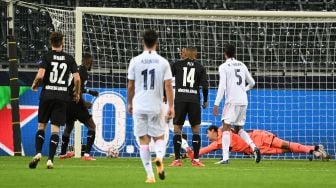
[0,0,335,75]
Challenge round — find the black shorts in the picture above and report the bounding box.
[173,102,201,126]
[38,98,67,126]
[66,100,92,125]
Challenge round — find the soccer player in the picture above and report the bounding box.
[169,47,209,167]
[59,53,99,161]
[29,32,80,169]
[185,125,330,161]
[127,29,174,183]
[213,43,260,164]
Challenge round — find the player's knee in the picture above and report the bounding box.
[234,126,242,134]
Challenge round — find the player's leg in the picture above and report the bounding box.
[47,100,66,169]
[234,105,260,163]
[60,102,75,158]
[189,103,204,166]
[150,112,167,180]
[272,136,329,159]
[29,98,50,169]
[82,118,96,160]
[78,104,96,160]
[170,102,187,166]
[134,114,155,183]
[59,121,74,159]
[217,103,233,164]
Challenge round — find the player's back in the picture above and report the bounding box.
[40,50,77,101]
[219,58,252,105]
[129,51,171,114]
[171,58,207,104]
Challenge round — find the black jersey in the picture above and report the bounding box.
[171,58,208,104]
[38,50,78,101]
[69,65,88,95]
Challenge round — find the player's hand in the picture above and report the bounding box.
[127,104,133,114]
[84,101,93,109]
[89,90,99,97]
[213,105,219,116]
[31,83,38,91]
[166,107,174,120]
[202,101,208,109]
[73,94,80,103]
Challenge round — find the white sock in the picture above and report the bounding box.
[154,139,166,160]
[238,129,256,150]
[222,131,230,161]
[140,145,154,177]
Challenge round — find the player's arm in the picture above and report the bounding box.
[199,141,220,156]
[70,58,80,102]
[213,66,226,116]
[79,67,99,97]
[127,59,135,114]
[72,72,81,102]
[164,61,174,119]
[127,79,135,114]
[32,57,47,91]
[31,68,45,91]
[244,66,255,91]
[200,65,209,109]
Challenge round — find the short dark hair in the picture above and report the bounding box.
[143,29,158,48]
[207,125,218,132]
[224,43,235,58]
[49,32,63,48]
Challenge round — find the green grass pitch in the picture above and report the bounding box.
[0,157,335,188]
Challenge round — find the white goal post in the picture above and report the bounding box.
[53,7,336,159]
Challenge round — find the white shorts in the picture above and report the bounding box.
[221,103,247,126]
[133,113,165,137]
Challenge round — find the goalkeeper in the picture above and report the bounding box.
[59,53,99,161]
[185,125,330,161]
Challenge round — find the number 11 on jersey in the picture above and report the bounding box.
[141,69,155,90]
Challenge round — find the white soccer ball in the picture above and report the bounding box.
[107,147,119,158]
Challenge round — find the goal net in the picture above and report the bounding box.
[45,7,335,159]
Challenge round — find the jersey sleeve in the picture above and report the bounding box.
[163,60,173,81]
[244,65,255,91]
[199,141,220,156]
[127,58,135,80]
[170,62,176,77]
[69,56,78,74]
[200,65,208,88]
[37,55,47,69]
[79,66,87,93]
[214,65,226,106]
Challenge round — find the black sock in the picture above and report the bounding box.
[35,130,45,154]
[192,134,201,159]
[173,134,182,160]
[60,135,70,155]
[85,130,95,154]
[48,134,59,162]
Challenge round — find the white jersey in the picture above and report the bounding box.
[214,58,255,106]
[128,51,172,114]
